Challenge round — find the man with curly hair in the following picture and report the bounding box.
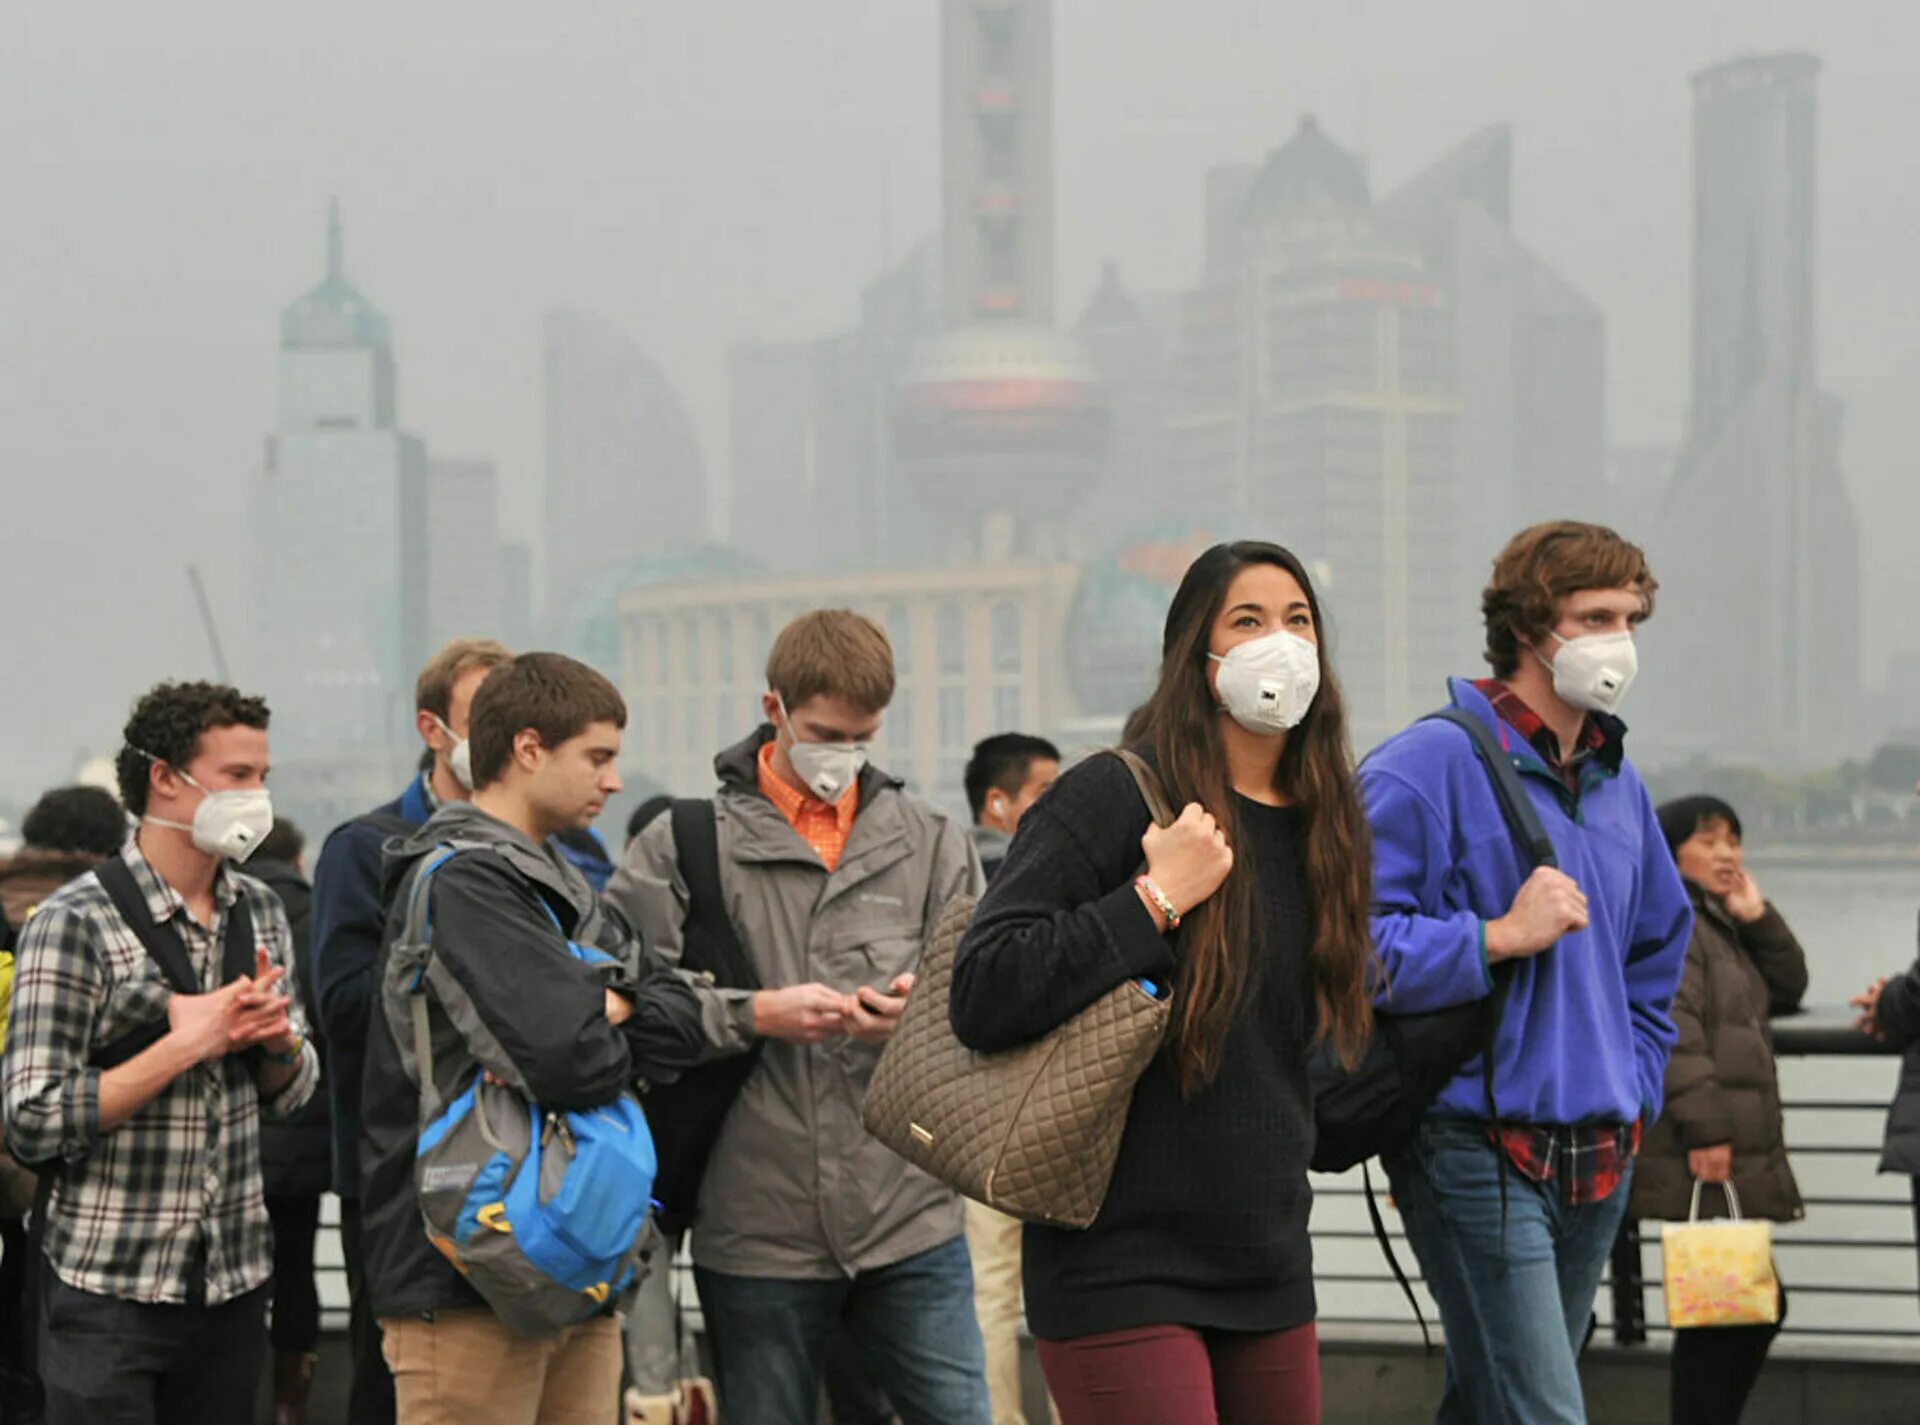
[2,681,318,1425]
[1359,522,1693,1424]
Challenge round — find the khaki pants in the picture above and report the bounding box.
[964,1199,1059,1425]
[380,1309,621,1425]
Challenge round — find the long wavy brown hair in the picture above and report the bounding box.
[1123,541,1378,1096]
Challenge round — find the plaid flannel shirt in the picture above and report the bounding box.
[1492,1118,1643,1206]
[0,837,318,1305]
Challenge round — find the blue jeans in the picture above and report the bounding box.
[1385,1119,1634,1425]
[694,1236,990,1425]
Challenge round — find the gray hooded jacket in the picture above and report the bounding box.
[605,728,982,1279]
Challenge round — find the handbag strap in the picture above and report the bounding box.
[1420,707,1559,871]
[1107,748,1177,830]
[1688,1177,1744,1222]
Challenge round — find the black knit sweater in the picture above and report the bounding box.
[949,750,1318,1340]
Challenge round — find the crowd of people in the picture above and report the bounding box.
[0,518,1914,1425]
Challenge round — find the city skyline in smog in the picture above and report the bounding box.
[3,1,1918,803]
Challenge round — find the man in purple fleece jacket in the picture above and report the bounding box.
[1361,522,1692,1425]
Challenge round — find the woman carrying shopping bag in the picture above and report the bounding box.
[1630,795,1808,1424]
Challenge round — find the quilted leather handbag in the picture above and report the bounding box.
[862,750,1176,1229]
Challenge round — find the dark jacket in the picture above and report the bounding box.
[358,801,708,1319]
[1630,881,1808,1223]
[1872,911,1920,1177]
[0,848,105,930]
[311,773,434,1197]
[252,857,333,1200]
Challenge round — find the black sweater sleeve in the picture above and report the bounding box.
[950,754,1178,1054]
[428,857,634,1112]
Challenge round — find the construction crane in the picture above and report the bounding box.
[185,564,232,683]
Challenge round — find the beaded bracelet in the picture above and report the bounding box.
[1134,875,1182,930]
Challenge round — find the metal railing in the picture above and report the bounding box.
[1308,1005,1920,1351]
[310,1010,1917,1351]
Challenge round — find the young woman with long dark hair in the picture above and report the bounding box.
[949,541,1376,1424]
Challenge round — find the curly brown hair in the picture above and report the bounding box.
[1482,522,1658,678]
[116,682,271,818]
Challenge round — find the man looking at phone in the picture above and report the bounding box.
[607,609,989,1425]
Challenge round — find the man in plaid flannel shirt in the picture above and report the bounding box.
[2,681,318,1425]
[1360,524,1692,1424]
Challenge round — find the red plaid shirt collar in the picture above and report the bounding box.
[1492,1119,1643,1207]
[1471,679,1609,791]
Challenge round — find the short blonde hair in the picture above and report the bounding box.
[766,610,895,714]
[415,638,514,720]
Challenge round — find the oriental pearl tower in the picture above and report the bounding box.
[892,0,1109,565]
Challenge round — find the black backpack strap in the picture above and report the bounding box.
[670,800,756,991]
[1422,704,1561,1244]
[220,896,255,986]
[94,857,201,997]
[1422,706,1558,871]
[1363,1160,1433,1353]
[91,858,260,1071]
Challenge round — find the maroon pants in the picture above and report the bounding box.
[1037,1320,1320,1425]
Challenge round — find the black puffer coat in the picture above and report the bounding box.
[1871,912,1920,1178]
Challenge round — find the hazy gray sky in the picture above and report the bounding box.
[3,1,1916,799]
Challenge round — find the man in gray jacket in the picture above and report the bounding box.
[607,609,989,1425]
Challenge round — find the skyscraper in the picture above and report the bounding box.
[725,239,944,573]
[1382,124,1608,624]
[423,458,502,652]
[542,309,707,645]
[1169,117,1461,746]
[891,0,1107,566]
[941,0,1053,326]
[253,201,428,758]
[1076,262,1175,552]
[1652,54,1860,761]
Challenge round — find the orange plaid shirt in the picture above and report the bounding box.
[757,742,860,872]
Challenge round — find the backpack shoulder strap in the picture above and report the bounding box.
[1107,748,1177,829]
[1421,707,1544,1168]
[220,895,255,987]
[94,856,201,996]
[400,843,489,1125]
[1422,706,1558,871]
[670,799,755,990]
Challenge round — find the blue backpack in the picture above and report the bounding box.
[387,844,659,1338]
